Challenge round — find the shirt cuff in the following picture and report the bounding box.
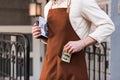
[88,34,103,47]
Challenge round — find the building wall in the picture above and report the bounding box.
[111,0,120,80]
[0,0,30,25]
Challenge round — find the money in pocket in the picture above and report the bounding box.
[61,51,71,63]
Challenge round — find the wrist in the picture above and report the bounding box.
[81,36,97,47]
[80,39,87,49]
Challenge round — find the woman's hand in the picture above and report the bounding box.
[63,40,85,54]
[32,25,41,39]
[63,37,97,54]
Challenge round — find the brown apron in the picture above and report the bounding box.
[40,8,88,80]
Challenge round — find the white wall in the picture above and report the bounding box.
[111,0,120,80]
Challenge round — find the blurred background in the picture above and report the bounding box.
[0,0,120,80]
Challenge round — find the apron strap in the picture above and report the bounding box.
[67,0,71,13]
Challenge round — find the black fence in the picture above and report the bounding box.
[85,42,109,80]
[0,32,30,80]
[0,32,109,80]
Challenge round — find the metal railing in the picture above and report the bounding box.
[85,42,109,80]
[0,32,30,80]
[0,32,109,80]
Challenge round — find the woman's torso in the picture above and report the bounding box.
[44,0,92,40]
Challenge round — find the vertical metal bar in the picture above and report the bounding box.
[0,49,3,80]
[8,55,10,79]
[16,51,18,80]
[24,35,30,80]
[3,38,5,80]
[8,56,11,80]
[2,58,4,80]
[3,52,5,79]
[98,50,101,80]
[6,54,9,78]
[93,45,96,80]
[0,35,3,79]
[104,43,107,80]
[20,53,22,80]
[4,53,7,79]
[0,49,2,78]
[1,56,3,80]
[13,55,15,80]
[88,49,91,80]
[6,51,9,78]
[9,50,11,80]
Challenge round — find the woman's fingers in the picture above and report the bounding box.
[67,46,74,54]
[64,40,84,54]
[64,41,71,48]
[32,26,41,38]
[32,26,40,32]
[33,31,41,38]
[64,42,73,53]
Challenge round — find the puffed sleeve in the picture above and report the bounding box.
[44,1,52,20]
[81,0,115,43]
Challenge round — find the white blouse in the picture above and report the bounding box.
[44,0,115,43]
